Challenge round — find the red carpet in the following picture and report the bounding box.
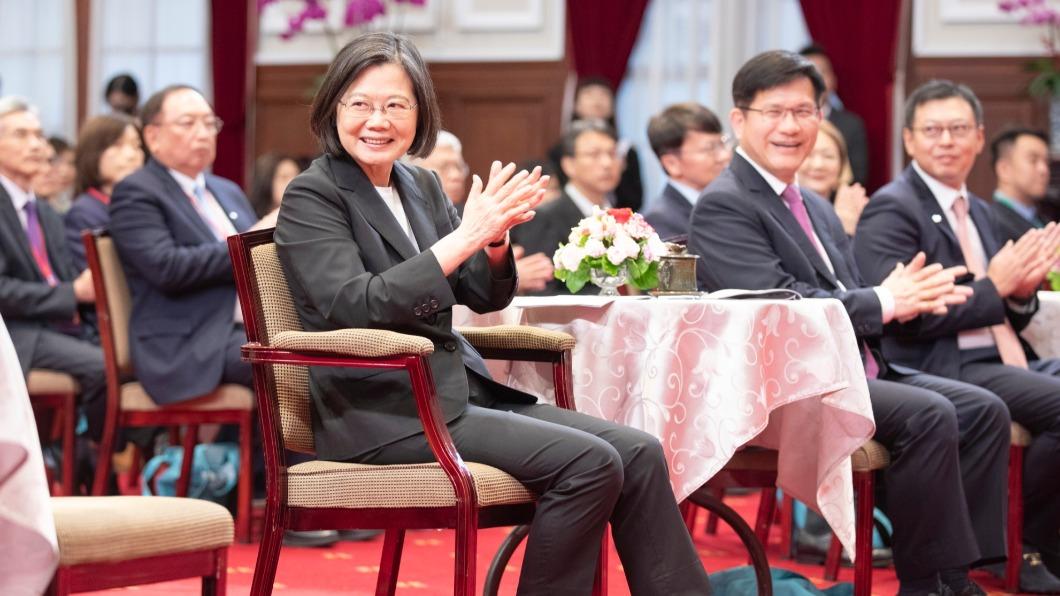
[84,492,1018,594]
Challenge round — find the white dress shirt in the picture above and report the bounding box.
[564,182,612,217]
[375,184,419,251]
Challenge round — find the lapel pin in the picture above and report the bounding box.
[931,214,943,223]
[229,211,238,220]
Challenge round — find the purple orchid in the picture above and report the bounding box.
[264,0,428,41]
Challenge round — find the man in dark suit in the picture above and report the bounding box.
[109,85,256,405]
[800,44,870,185]
[643,102,732,241]
[855,80,1060,591]
[0,97,106,438]
[511,119,620,294]
[688,51,1011,596]
[990,128,1051,244]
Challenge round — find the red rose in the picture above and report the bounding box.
[608,208,633,224]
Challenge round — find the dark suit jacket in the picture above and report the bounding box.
[853,165,1037,379]
[510,191,590,295]
[829,108,869,185]
[990,198,1036,245]
[65,191,110,271]
[643,183,694,242]
[274,154,531,461]
[109,158,256,405]
[688,153,885,340]
[0,184,82,373]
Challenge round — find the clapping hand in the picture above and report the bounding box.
[459,161,548,250]
[882,252,972,322]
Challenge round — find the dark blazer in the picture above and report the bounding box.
[853,165,1037,379]
[510,191,590,295]
[274,154,531,462]
[688,153,885,339]
[0,184,82,373]
[109,158,256,405]
[64,191,110,271]
[643,183,694,242]
[829,108,869,185]
[990,197,1037,245]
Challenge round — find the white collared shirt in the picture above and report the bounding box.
[668,179,702,207]
[735,147,895,321]
[911,160,995,350]
[1,174,34,230]
[564,182,611,217]
[167,168,237,238]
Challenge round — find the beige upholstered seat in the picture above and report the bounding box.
[51,496,232,565]
[851,439,890,472]
[119,382,254,412]
[1011,421,1032,447]
[287,461,535,509]
[27,370,80,394]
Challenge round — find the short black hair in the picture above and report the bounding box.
[559,119,618,158]
[250,152,300,217]
[798,43,828,58]
[903,79,983,129]
[310,32,439,159]
[990,127,1049,169]
[647,102,723,163]
[104,73,139,99]
[140,84,203,128]
[732,50,826,109]
[48,136,71,155]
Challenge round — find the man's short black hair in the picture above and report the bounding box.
[732,50,826,109]
[559,119,618,158]
[104,73,139,99]
[798,43,828,58]
[903,79,983,129]
[647,102,723,162]
[990,127,1049,169]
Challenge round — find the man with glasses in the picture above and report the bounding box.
[511,119,620,294]
[109,85,257,406]
[689,52,1012,596]
[855,80,1060,593]
[643,102,731,241]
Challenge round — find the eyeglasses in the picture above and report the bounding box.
[912,122,977,140]
[679,135,731,157]
[0,127,46,142]
[156,116,224,134]
[573,149,620,162]
[338,97,417,120]
[740,105,821,123]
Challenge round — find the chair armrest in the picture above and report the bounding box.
[272,329,434,358]
[455,325,575,354]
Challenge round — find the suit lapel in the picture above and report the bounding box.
[393,163,439,251]
[205,177,253,233]
[969,194,1002,258]
[146,159,218,242]
[0,184,38,277]
[802,194,853,288]
[331,155,418,261]
[905,167,960,249]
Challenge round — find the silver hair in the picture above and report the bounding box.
[0,96,38,122]
[433,130,462,153]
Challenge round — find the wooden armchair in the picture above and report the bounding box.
[27,370,78,495]
[228,228,603,596]
[82,230,254,542]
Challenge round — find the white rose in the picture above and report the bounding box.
[606,245,627,266]
[559,244,587,272]
[643,234,668,262]
[613,231,641,260]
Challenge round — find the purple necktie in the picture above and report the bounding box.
[781,185,879,378]
[24,200,58,286]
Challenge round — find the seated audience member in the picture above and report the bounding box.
[411,131,554,293]
[548,77,644,210]
[64,114,144,271]
[990,128,1051,244]
[109,85,257,406]
[643,102,732,241]
[513,119,621,295]
[249,152,301,229]
[798,119,868,236]
[854,80,1060,592]
[103,73,140,116]
[0,96,106,438]
[688,52,1011,596]
[800,43,870,185]
[34,137,76,214]
[274,32,712,594]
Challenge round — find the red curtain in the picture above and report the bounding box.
[799,0,903,192]
[210,0,253,188]
[566,0,651,90]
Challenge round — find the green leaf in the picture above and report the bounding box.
[1048,270,1060,292]
[629,262,659,290]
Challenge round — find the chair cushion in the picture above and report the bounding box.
[26,370,79,395]
[1011,422,1032,447]
[851,440,890,472]
[51,496,233,565]
[121,382,254,412]
[286,460,536,509]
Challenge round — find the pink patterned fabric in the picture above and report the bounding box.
[456,295,876,559]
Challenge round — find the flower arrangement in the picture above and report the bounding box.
[999,0,1060,96]
[258,0,426,40]
[552,207,668,295]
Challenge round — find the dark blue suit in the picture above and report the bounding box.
[109,158,256,405]
[856,165,1060,559]
[64,191,110,271]
[688,153,1010,581]
[642,183,694,242]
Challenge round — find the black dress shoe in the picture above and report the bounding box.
[337,529,383,542]
[937,579,987,596]
[283,529,340,547]
[1018,552,1060,594]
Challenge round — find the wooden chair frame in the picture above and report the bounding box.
[47,548,227,595]
[28,378,77,495]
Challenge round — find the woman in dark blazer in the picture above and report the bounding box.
[274,33,711,595]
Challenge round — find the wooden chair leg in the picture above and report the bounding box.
[453,509,478,596]
[92,416,118,496]
[203,547,227,596]
[704,487,722,535]
[236,412,253,543]
[853,470,874,596]
[1005,444,1024,593]
[249,505,285,596]
[175,425,197,498]
[778,494,794,559]
[754,488,778,553]
[61,392,76,495]
[680,499,698,535]
[376,529,405,596]
[824,536,842,580]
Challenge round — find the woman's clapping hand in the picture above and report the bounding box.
[458,161,548,250]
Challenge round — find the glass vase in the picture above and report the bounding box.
[590,265,628,297]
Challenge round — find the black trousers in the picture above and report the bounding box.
[23,328,107,441]
[356,392,712,595]
[958,349,1060,554]
[869,370,1010,581]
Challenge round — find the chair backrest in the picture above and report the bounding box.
[230,230,315,453]
[84,232,133,380]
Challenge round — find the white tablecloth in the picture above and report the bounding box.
[0,315,59,594]
[455,295,875,559]
[1023,291,1060,358]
